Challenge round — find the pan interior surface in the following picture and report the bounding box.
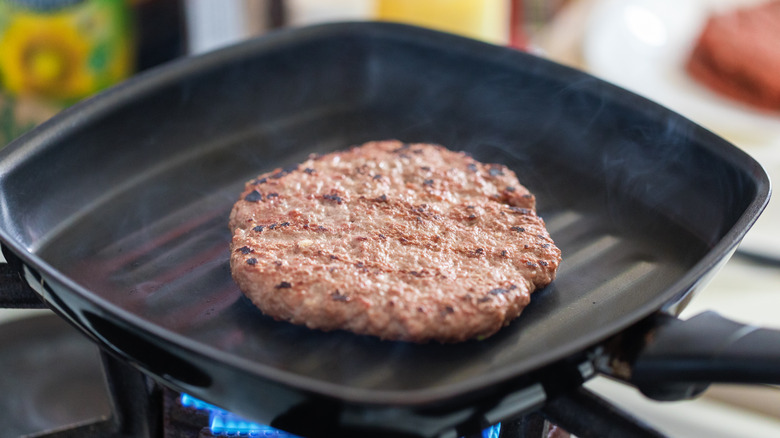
[0,23,764,404]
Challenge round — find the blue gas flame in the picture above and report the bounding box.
[180,393,298,437]
[180,393,500,437]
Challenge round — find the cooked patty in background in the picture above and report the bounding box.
[686,0,780,111]
[229,140,561,343]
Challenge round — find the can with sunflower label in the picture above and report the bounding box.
[0,0,134,146]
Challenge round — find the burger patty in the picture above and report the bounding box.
[686,1,780,111]
[229,140,561,343]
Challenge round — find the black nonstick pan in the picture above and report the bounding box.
[0,22,775,437]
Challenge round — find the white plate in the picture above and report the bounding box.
[583,0,780,260]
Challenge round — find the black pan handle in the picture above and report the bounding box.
[629,311,780,400]
[0,245,46,308]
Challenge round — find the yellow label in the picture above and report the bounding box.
[0,0,134,102]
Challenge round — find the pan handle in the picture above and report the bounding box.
[0,245,46,308]
[628,311,780,400]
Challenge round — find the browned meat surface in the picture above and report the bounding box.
[229,140,561,343]
[686,1,780,111]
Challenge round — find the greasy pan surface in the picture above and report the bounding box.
[0,23,769,419]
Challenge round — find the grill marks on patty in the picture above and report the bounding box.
[229,140,561,343]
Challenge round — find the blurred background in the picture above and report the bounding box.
[1,1,779,437]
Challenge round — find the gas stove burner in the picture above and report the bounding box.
[0,309,654,438]
[0,313,506,438]
[0,313,111,437]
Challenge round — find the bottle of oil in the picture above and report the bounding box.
[375,0,508,45]
[0,0,134,146]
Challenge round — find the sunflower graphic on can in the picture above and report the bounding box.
[0,0,133,102]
